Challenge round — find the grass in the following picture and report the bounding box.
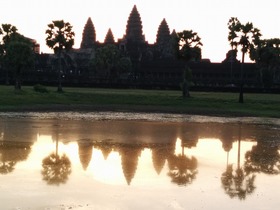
[0,85,279,118]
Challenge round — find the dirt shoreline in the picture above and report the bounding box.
[1,104,280,127]
[0,104,257,118]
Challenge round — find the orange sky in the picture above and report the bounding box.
[1,0,279,62]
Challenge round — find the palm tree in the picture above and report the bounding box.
[227,18,239,82]
[46,20,75,92]
[177,30,203,62]
[227,17,261,103]
[177,30,203,98]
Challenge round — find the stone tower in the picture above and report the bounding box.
[155,18,176,58]
[125,5,145,43]
[170,29,179,58]
[156,18,170,45]
[155,18,172,58]
[80,17,96,49]
[104,28,115,44]
[121,5,147,65]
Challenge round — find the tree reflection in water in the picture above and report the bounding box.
[41,127,71,185]
[168,154,198,186]
[0,142,32,175]
[168,140,198,186]
[0,161,16,174]
[221,125,256,200]
[221,165,256,199]
[244,141,280,175]
[41,153,71,185]
[0,145,17,174]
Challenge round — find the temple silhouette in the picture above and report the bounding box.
[76,5,178,69]
[2,5,277,91]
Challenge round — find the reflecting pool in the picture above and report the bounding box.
[0,112,280,210]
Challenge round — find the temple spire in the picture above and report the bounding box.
[156,18,171,45]
[104,28,115,44]
[171,29,177,37]
[125,5,145,43]
[80,17,96,49]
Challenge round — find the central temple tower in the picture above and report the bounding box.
[119,5,147,67]
[125,5,145,43]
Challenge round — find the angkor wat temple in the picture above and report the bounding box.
[4,5,279,91]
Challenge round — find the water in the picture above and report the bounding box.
[0,112,279,210]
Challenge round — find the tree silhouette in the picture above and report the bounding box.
[0,161,16,174]
[0,24,34,88]
[118,57,132,77]
[0,142,32,175]
[91,44,120,78]
[244,142,280,175]
[251,38,280,88]
[167,143,198,186]
[41,131,71,185]
[221,125,256,199]
[0,24,17,84]
[221,165,256,199]
[177,30,203,62]
[168,154,197,186]
[177,30,202,98]
[46,20,75,92]
[227,17,261,103]
[5,39,35,90]
[181,66,192,98]
[41,153,71,185]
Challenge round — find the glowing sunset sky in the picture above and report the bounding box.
[1,0,279,62]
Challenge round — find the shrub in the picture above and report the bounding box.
[33,84,49,93]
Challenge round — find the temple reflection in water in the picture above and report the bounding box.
[0,117,280,204]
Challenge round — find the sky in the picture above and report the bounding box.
[1,0,279,62]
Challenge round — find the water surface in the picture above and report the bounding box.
[0,112,279,210]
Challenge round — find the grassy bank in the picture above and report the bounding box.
[0,85,279,118]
